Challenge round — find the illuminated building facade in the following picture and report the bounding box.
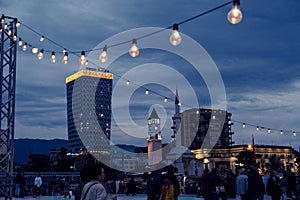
[66,69,113,154]
[180,108,234,150]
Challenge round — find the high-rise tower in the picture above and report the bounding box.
[66,69,113,154]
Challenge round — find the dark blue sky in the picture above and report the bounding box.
[1,0,300,149]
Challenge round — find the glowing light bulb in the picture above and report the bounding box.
[178,102,182,106]
[18,38,23,46]
[32,47,38,54]
[164,97,168,103]
[145,89,149,95]
[267,128,271,134]
[242,123,246,128]
[129,39,139,58]
[99,45,108,63]
[7,29,11,36]
[169,24,182,46]
[62,52,68,64]
[227,0,243,24]
[256,126,259,131]
[293,131,296,137]
[280,130,283,135]
[79,51,86,65]
[37,49,44,60]
[40,36,45,42]
[22,43,27,51]
[51,52,56,63]
[196,110,200,115]
[13,35,17,42]
[126,80,130,85]
[16,21,20,28]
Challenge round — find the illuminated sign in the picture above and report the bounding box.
[66,70,113,83]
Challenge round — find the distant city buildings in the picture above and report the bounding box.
[66,69,113,154]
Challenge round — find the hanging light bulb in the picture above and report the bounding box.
[62,52,68,64]
[22,43,27,51]
[40,36,45,42]
[129,39,139,58]
[37,49,44,60]
[85,60,89,66]
[280,130,283,135]
[178,102,182,106]
[13,35,17,42]
[7,29,12,36]
[16,21,20,28]
[164,97,168,103]
[267,128,271,134]
[99,45,108,63]
[169,24,182,46]
[256,126,259,131]
[293,131,296,137]
[31,47,38,54]
[145,89,149,95]
[227,0,243,24]
[242,123,246,128]
[126,80,130,85]
[196,110,200,115]
[51,51,56,63]
[18,38,23,46]
[79,51,86,65]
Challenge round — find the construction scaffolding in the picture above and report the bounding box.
[0,14,17,199]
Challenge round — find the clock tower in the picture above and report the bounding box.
[147,108,163,165]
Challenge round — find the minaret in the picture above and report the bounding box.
[147,108,163,166]
[170,89,184,173]
[171,89,181,138]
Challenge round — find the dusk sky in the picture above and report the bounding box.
[1,0,300,150]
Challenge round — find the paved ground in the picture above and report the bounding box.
[9,194,273,200]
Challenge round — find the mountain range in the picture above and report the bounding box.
[14,138,68,164]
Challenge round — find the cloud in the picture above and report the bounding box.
[1,0,300,150]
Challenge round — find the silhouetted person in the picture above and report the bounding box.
[236,168,248,200]
[248,167,264,200]
[226,169,236,198]
[167,167,180,200]
[146,171,162,200]
[33,172,42,197]
[208,168,221,200]
[200,169,210,200]
[160,173,175,200]
[267,170,282,200]
[126,176,135,196]
[284,167,296,199]
[15,170,26,198]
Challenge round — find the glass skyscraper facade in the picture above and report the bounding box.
[66,70,113,154]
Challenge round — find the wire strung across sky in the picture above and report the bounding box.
[7,0,300,137]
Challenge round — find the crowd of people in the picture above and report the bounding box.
[13,171,73,198]
[12,165,300,200]
[199,166,299,200]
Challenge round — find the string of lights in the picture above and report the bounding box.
[13,0,241,61]
[5,0,242,105]
[231,120,298,137]
[3,1,298,137]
